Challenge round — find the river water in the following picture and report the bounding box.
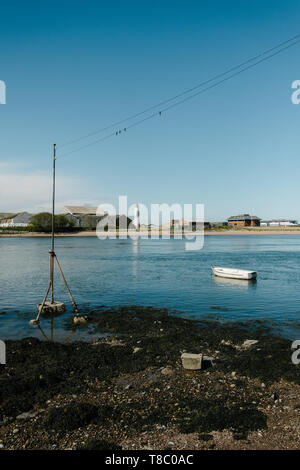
[1,235,300,340]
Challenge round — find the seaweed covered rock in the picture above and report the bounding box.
[42,402,113,434]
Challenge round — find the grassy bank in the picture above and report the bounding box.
[0,306,300,450]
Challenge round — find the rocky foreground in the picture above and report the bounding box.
[0,306,300,450]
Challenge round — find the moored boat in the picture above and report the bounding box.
[211,266,257,280]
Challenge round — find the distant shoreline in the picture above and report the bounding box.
[1,229,300,237]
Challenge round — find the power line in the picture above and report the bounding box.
[57,34,300,159]
[58,31,300,150]
[128,37,300,125]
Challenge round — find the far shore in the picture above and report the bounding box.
[1,228,300,237]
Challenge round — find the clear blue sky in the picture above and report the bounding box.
[1,0,300,221]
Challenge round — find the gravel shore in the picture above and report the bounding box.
[0,306,300,450]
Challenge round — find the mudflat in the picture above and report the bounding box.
[1,306,300,450]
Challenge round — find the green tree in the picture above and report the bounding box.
[30,213,74,232]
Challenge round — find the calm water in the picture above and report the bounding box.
[1,235,300,341]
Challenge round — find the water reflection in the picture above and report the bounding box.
[132,237,140,280]
[212,276,257,289]
[37,316,78,342]
[2,236,300,340]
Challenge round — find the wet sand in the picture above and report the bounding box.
[1,306,300,450]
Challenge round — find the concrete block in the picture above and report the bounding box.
[37,301,66,317]
[181,353,203,370]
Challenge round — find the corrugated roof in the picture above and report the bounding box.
[0,211,27,221]
[61,206,105,216]
[0,212,16,220]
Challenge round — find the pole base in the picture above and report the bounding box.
[37,301,66,318]
[73,315,88,326]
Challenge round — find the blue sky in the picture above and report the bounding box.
[1,0,300,221]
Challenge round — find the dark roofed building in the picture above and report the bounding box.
[0,211,32,227]
[227,214,261,227]
[60,205,106,228]
[97,214,133,231]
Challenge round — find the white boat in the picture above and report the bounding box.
[211,266,257,280]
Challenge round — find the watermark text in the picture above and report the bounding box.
[0,340,6,364]
[291,340,300,365]
[291,80,300,104]
[0,80,6,104]
[96,196,205,251]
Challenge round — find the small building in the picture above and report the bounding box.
[60,206,106,228]
[0,212,15,220]
[97,214,132,231]
[188,221,211,231]
[0,211,32,227]
[227,214,261,227]
[172,219,190,229]
[261,219,298,227]
[160,219,210,230]
[160,219,190,230]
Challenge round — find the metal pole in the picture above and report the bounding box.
[52,144,56,253]
[30,142,81,325]
[50,143,56,304]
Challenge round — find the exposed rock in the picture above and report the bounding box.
[16,411,39,420]
[161,367,174,376]
[203,356,214,362]
[73,315,88,326]
[242,339,259,349]
[133,347,142,354]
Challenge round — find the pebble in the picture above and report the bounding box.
[203,356,214,362]
[242,339,259,348]
[161,367,174,376]
[133,347,142,354]
[16,411,38,420]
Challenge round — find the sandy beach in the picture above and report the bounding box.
[1,229,300,237]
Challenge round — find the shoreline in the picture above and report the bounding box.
[1,229,300,238]
[1,306,300,450]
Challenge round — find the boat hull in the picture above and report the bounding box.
[211,266,257,280]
